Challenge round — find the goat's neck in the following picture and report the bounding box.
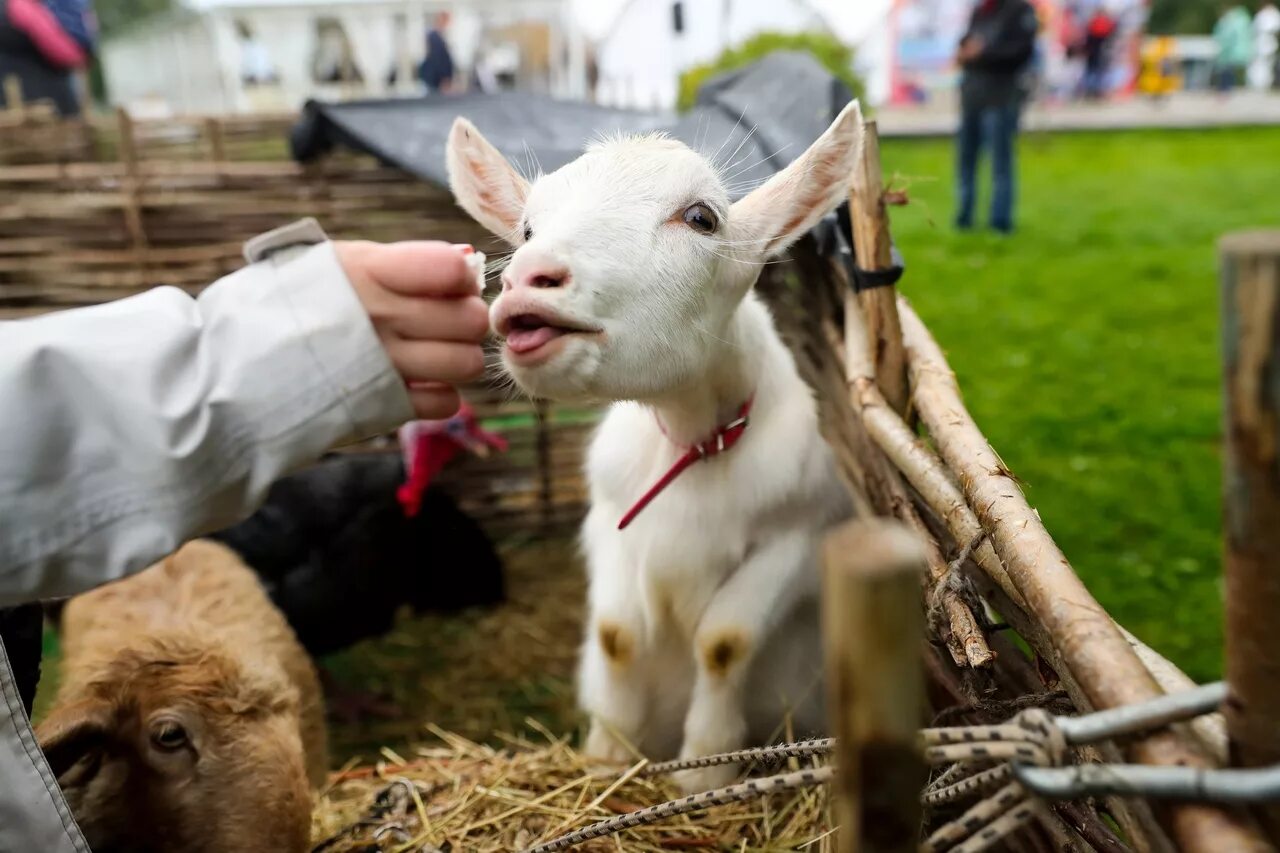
[646,303,765,447]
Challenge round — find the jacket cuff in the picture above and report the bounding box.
[262,239,415,441]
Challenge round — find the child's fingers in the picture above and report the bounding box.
[407,385,462,420]
[386,293,490,343]
[343,241,477,298]
[387,339,486,384]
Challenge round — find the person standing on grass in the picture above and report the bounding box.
[1080,5,1116,99]
[1214,2,1254,94]
[954,0,1039,235]
[419,10,455,94]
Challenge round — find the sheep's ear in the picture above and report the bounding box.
[729,100,864,258]
[36,699,113,783]
[446,117,530,245]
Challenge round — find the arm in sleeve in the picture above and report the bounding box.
[0,236,414,605]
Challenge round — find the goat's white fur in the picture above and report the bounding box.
[447,102,863,792]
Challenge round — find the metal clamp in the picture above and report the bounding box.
[813,208,907,293]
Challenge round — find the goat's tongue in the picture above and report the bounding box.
[507,324,566,354]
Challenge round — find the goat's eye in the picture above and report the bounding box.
[522,223,533,242]
[682,204,718,234]
[150,720,188,751]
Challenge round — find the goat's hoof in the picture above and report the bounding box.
[673,762,739,794]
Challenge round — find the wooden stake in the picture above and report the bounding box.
[205,116,227,163]
[1220,230,1280,844]
[115,107,149,256]
[3,75,25,121]
[848,121,909,417]
[823,519,928,853]
[900,296,1269,853]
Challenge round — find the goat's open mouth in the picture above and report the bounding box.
[501,314,600,357]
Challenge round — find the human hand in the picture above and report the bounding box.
[335,240,489,419]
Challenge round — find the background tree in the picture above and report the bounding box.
[1148,0,1237,35]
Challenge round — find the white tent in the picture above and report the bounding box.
[581,0,893,109]
[101,0,587,116]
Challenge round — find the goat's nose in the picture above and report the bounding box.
[504,249,571,292]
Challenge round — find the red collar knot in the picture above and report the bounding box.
[617,396,755,530]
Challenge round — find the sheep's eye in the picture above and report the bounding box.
[682,203,718,234]
[150,721,188,751]
[522,223,533,242]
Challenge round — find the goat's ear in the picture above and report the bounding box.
[446,117,530,245]
[729,100,864,258]
[36,699,113,784]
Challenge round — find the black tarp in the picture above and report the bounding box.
[289,51,854,201]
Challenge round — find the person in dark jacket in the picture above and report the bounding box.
[954,0,1039,235]
[419,10,455,93]
[1082,6,1117,98]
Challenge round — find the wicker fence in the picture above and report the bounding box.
[1,104,592,537]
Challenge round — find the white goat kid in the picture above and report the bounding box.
[447,101,863,792]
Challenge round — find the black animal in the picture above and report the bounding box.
[206,451,505,657]
[0,603,43,716]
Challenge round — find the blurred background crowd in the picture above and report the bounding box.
[2,0,1278,120]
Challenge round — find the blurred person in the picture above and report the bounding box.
[1251,2,1280,90]
[1081,4,1117,98]
[1213,1,1253,94]
[954,0,1039,235]
[237,19,277,86]
[0,0,96,116]
[1058,2,1087,99]
[419,10,455,93]
[471,45,499,93]
[0,221,489,851]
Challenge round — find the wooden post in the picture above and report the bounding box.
[115,107,149,257]
[3,75,25,121]
[848,121,909,417]
[205,116,227,163]
[1220,230,1280,844]
[823,519,928,853]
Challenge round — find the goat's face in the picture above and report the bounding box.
[37,638,313,853]
[447,101,864,403]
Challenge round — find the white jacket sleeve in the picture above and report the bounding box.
[0,225,414,605]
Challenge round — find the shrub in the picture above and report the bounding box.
[677,31,864,112]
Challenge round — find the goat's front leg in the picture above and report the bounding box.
[674,532,814,793]
[578,516,649,764]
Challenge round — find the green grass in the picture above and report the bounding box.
[879,126,1280,682]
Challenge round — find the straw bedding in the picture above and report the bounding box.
[311,732,833,852]
[312,539,835,851]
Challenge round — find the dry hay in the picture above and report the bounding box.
[311,729,834,852]
[313,539,834,850]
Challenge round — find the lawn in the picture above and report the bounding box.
[878,126,1280,682]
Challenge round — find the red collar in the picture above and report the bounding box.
[617,396,755,530]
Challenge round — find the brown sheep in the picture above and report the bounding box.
[36,539,328,853]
